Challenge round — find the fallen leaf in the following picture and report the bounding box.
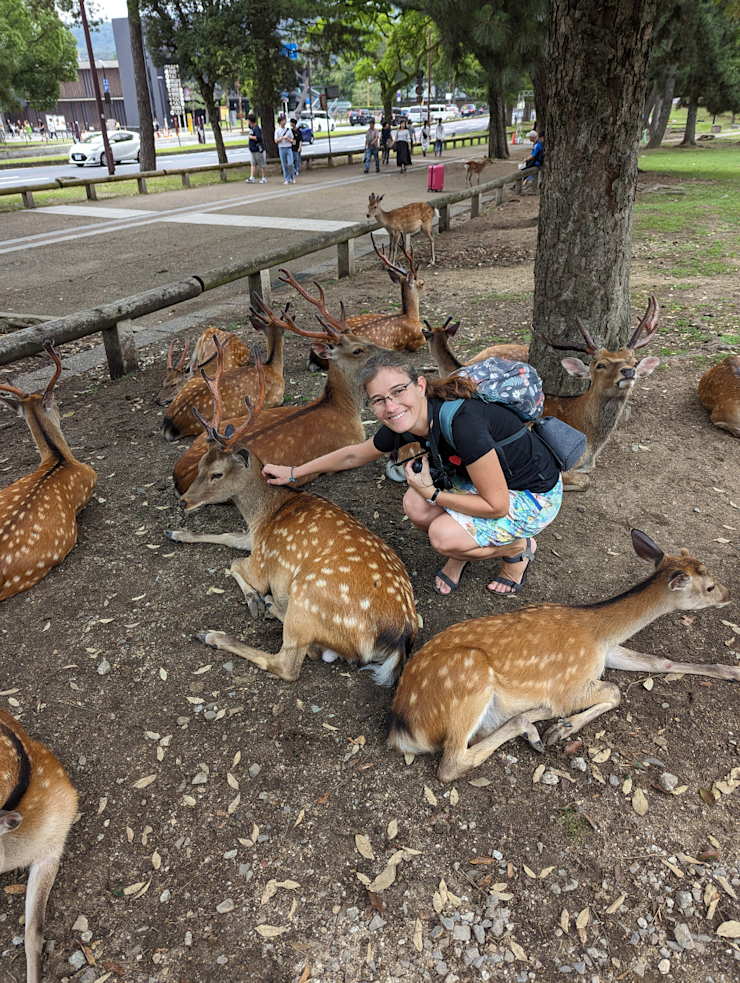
[576,906,591,930]
[261,881,278,904]
[206,586,225,594]
[605,893,626,914]
[509,941,527,961]
[227,793,240,815]
[632,789,649,815]
[387,819,398,840]
[404,753,415,765]
[132,774,157,790]
[152,851,161,870]
[699,787,718,806]
[643,678,654,691]
[368,864,396,893]
[322,723,338,732]
[532,764,546,783]
[592,749,611,763]
[560,909,569,933]
[3,884,26,895]
[523,865,537,879]
[716,921,740,938]
[123,881,146,896]
[227,773,239,790]
[159,667,167,681]
[298,964,310,983]
[413,918,423,952]
[99,618,114,624]
[539,866,555,879]
[98,797,108,815]
[182,795,196,806]
[714,538,731,544]
[368,890,383,914]
[356,872,371,887]
[468,777,492,787]
[193,665,212,674]
[293,809,305,828]
[622,776,633,795]
[661,858,683,878]
[424,785,437,806]
[132,879,151,900]
[449,788,459,806]
[186,696,204,704]
[355,834,375,861]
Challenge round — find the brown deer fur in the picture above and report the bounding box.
[367,193,436,266]
[698,356,740,438]
[464,158,492,187]
[0,709,78,983]
[162,320,285,441]
[157,328,251,405]
[423,317,530,375]
[0,343,97,601]
[166,344,418,686]
[388,530,735,782]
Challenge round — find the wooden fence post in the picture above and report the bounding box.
[21,190,35,209]
[137,177,148,194]
[337,239,355,278]
[438,203,450,233]
[220,168,228,182]
[470,193,480,218]
[531,170,540,192]
[102,318,138,379]
[86,184,98,201]
[248,269,271,308]
[496,186,504,205]
[181,172,191,188]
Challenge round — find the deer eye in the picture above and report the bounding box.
[596,362,606,369]
[707,585,715,592]
[210,472,223,481]
[352,347,364,355]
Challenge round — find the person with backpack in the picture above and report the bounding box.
[245,112,267,183]
[261,350,564,597]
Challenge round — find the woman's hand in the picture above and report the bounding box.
[404,456,435,499]
[262,463,293,485]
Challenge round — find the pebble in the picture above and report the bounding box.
[184,931,193,946]
[159,890,171,903]
[72,915,89,933]
[676,890,693,910]
[249,763,262,778]
[68,951,87,970]
[658,772,678,792]
[632,959,647,978]
[79,969,97,983]
[216,899,234,913]
[658,958,671,975]
[435,961,448,976]
[542,773,559,785]
[97,658,111,675]
[674,923,694,950]
[368,914,386,932]
[452,924,470,942]
[571,757,588,772]
[223,849,237,860]
[80,931,93,942]
[216,955,228,965]
[222,662,233,671]
[191,772,208,784]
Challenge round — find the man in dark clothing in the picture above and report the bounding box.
[246,112,267,183]
[290,117,303,179]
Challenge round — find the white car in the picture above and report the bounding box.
[69,130,141,167]
[299,110,335,133]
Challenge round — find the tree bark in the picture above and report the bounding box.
[646,64,676,148]
[648,95,662,136]
[487,72,509,159]
[127,0,156,172]
[643,79,658,124]
[530,0,659,396]
[531,59,548,132]
[197,76,227,163]
[679,97,697,147]
[261,103,277,157]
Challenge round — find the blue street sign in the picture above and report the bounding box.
[103,78,110,93]
[282,43,298,60]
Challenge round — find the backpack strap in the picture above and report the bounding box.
[438,399,464,450]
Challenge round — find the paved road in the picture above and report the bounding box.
[0,118,490,188]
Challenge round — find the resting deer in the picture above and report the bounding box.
[388,529,736,782]
[172,282,390,496]
[166,347,418,685]
[536,296,660,491]
[464,157,492,187]
[0,709,78,983]
[367,193,436,266]
[157,328,251,405]
[698,356,740,438]
[423,317,530,374]
[162,317,286,440]
[0,342,97,601]
[307,238,428,372]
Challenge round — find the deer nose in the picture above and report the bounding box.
[621,367,636,379]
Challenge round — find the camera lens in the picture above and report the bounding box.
[412,459,423,473]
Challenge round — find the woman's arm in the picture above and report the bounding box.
[405,449,510,518]
[262,437,384,485]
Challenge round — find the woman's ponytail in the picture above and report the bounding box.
[425,374,477,401]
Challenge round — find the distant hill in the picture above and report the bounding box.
[70,20,117,62]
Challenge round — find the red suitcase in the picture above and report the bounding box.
[428,163,444,192]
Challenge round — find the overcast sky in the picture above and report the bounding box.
[94,0,128,19]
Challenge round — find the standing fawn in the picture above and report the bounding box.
[0,342,97,601]
[388,529,736,782]
[464,158,492,187]
[166,353,418,685]
[172,286,390,496]
[698,355,740,438]
[423,317,530,374]
[367,193,437,266]
[162,317,286,440]
[0,709,78,983]
[536,296,660,491]
[156,328,251,405]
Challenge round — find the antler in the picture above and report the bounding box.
[218,350,266,451]
[0,380,28,398]
[248,295,296,334]
[167,339,190,372]
[191,334,226,443]
[371,232,408,277]
[277,268,349,338]
[627,295,660,350]
[41,340,62,408]
[534,314,598,355]
[423,316,460,333]
[398,237,419,278]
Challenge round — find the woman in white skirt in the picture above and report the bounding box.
[394,119,412,174]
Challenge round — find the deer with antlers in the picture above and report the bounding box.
[464,157,493,187]
[698,356,740,438]
[367,193,437,266]
[172,276,392,496]
[1,709,78,983]
[535,296,660,491]
[423,317,530,375]
[157,328,252,405]
[0,342,97,601]
[166,345,418,685]
[388,529,736,782]
[162,316,286,441]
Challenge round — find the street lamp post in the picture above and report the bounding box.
[79,0,115,175]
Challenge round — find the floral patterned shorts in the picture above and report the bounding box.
[443,476,563,547]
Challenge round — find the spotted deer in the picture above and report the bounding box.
[388,529,736,782]
[0,709,78,983]
[536,296,660,491]
[423,317,530,374]
[289,245,426,373]
[698,356,740,438]
[0,342,97,601]
[464,157,492,187]
[367,193,437,266]
[172,285,390,496]
[166,351,418,685]
[162,317,286,440]
[156,328,251,405]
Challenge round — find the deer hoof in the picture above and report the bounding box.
[165,529,186,542]
[199,630,226,647]
[543,719,573,746]
[248,595,266,619]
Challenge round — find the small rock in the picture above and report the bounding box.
[674,923,694,950]
[68,951,87,970]
[97,658,111,675]
[435,961,448,976]
[159,890,171,903]
[443,974,460,983]
[631,444,640,453]
[490,916,505,937]
[222,662,233,671]
[191,772,208,785]
[223,849,237,860]
[80,930,93,943]
[184,931,193,946]
[571,757,588,772]
[658,772,678,793]
[440,916,455,931]
[658,958,671,975]
[248,763,261,778]
[632,959,646,978]
[216,898,234,914]
[473,924,485,944]
[676,890,693,910]
[542,772,559,785]
[203,710,217,721]
[72,915,89,933]
[79,969,97,983]
[216,955,228,965]
[452,924,471,942]
[368,914,386,932]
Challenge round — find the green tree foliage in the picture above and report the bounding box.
[0,0,77,113]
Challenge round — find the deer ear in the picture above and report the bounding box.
[312,342,332,359]
[0,396,23,416]
[631,529,664,567]
[445,321,460,338]
[387,269,401,284]
[422,328,433,340]
[561,357,590,378]
[0,810,23,833]
[232,449,250,468]
[635,356,660,377]
[668,572,692,591]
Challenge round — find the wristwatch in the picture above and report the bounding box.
[429,488,441,504]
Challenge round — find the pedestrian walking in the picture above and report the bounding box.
[364,120,380,173]
[290,117,303,179]
[275,113,295,184]
[380,120,392,166]
[420,120,431,156]
[394,118,412,174]
[245,113,267,183]
[434,119,445,156]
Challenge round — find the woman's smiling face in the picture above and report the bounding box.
[366,368,427,434]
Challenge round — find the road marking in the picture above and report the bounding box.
[163,213,351,231]
[34,205,151,219]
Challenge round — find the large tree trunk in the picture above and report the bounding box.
[487,73,509,159]
[649,95,662,136]
[197,76,227,163]
[679,97,698,147]
[127,0,156,172]
[261,103,277,157]
[646,64,676,148]
[530,0,659,396]
[643,79,658,125]
[531,59,548,132]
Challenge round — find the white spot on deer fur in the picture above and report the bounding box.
[360,599,370,610]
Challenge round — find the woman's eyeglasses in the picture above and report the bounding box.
[367,383,413,409]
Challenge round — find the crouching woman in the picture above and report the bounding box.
[262,351,562,597]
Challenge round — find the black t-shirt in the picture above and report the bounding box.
[373,396,560,494]
[291,126,303,149]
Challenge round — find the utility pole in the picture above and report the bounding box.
[79,0,115,175]
[427,27,432,125]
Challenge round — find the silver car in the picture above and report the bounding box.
[69,130,141,167]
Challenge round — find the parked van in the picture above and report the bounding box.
[405,103,458,124]
[299,110,335,132]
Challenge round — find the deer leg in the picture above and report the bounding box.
[426,226,436,266]
[561,469,591,492]
[24,855,59,983]
[165,529,253,551]
[199,631,306,682]
[228,560,273,620]
[542,681,621,745]
[438,713,545,783]
[606,645,740,681]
